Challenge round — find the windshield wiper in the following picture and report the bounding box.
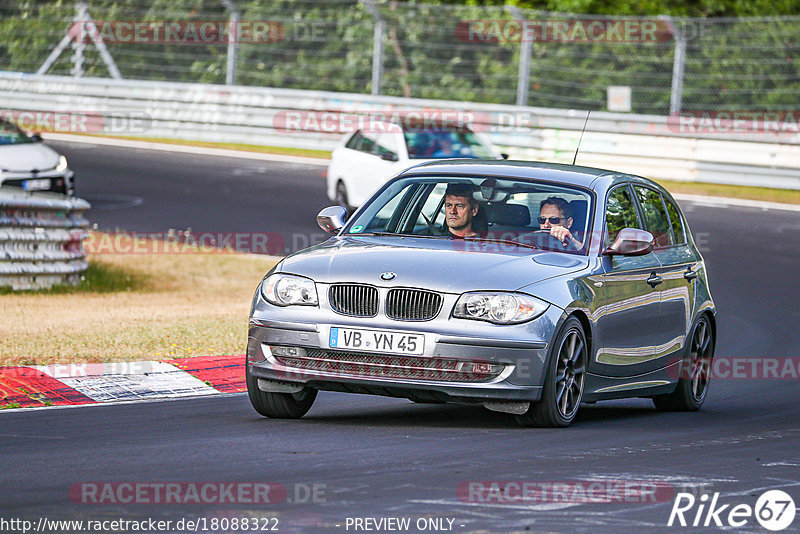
[351,231,447,239]
[462,236,538,250]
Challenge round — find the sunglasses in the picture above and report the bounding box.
[538,216,565,224]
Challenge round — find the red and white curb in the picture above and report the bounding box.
[0,355,245,410]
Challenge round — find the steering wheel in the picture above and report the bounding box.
[531,229,578,251]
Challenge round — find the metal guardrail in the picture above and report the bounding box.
[0,187,91,290]
[1,72,799,189]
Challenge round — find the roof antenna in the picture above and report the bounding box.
[572,110,591,166]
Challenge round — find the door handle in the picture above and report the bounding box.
[684,268,698,281]
[646,273,663,288]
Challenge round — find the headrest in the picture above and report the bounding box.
[488,203,531,227]
[569,199,588,218]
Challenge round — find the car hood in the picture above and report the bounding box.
[278,235,589,293]
[0,142,60,172]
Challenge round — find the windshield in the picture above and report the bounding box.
[0,118,34,146]
[404,130,495,159]
[345,175,593,255]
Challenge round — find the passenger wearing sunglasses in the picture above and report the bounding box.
[539,196,582,248]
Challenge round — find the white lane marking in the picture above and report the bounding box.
[43,133,330,167]
[673,193,800,213]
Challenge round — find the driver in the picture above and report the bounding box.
[444,183,480,238]
[539,196,582,248]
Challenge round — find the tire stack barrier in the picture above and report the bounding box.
[0,187,91,290]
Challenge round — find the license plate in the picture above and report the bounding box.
[329,327,424,355]
[23,178,51,191]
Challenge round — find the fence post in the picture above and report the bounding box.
[508,7,532,107]
[221,0,240,85]
[669,17,686,114]
[362,0,384,96]
[70,1,88,77]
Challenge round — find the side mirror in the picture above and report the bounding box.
[501,153,509,159]
[317,205,348,234]
[30,132,43,142]
[603,228,654,256]
[379,152,398,162]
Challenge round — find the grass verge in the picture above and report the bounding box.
[655,179,800,205]
[0,232,277,365]
[63,133,332,160]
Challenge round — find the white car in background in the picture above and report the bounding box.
[326,121,504,211]
[0,117,75,195]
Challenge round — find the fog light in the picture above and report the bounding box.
[468,362,503,377]
[269,346,307,358]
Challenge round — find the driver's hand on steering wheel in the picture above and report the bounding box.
[549,225,574,247]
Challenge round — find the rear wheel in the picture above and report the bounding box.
[653,315,713,411]
[246,366,317,418]
[516,316,587,427]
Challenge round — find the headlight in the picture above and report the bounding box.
[453,292,549,324]
[261,273,318,306]
[55,155,68,172]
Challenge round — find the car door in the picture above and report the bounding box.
[633,186,697,368]
[342,130,381,206]
[349,130,402,207]
[594,184,664,377]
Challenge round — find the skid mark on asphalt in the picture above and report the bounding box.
[82,193,144,211]
[546,429,800,460]
[409,498,579,511]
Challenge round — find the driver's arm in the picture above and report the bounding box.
[549,225,582,248]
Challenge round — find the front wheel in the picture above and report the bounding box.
[516,316,587,427]
[653,315,714,411]
[246,366,317,418]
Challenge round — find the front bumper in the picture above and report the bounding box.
[1,169,75,196]
[246,306,562,403]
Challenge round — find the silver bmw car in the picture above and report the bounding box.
[247,160,716,427]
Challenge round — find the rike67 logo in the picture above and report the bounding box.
[668,490,796,531]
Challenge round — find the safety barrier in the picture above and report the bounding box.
[0,187,90,290]
[1,72,798,189]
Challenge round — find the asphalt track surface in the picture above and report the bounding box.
[2,140,800,533]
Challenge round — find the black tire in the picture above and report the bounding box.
[246,367,317,419]
[516,316,587,428]
[653,315,714,412]
[335,180,351,213]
